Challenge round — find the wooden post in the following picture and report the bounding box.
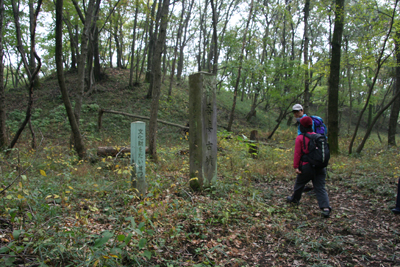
[131,121,147,196]
[189,72,217,190]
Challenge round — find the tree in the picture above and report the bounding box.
[227,0,254,132]
[71,0,96,125]
[55,0,86,159]
[348,0,398,154]
[0,0,6,148]
[148,0,170,160]
[327,0,345,155]
[388,28,400,146]
[303,0,310,111]
[355,0,399,153]
[9,0,42,149]
[129,0,139,87]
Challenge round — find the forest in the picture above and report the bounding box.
[0,0,400,265]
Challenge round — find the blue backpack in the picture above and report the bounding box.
[310,116,327,136]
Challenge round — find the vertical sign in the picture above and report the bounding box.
[189,72,217,190]
[131,121,147,196]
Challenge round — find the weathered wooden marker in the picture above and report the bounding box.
[131,121,147,195]
[189,72,217,190]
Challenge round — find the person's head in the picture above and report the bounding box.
[299,116,313,133]
[292,104,304,118]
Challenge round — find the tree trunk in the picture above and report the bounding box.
[63,18,78,70]
[168,0,185,98]
[12,0,33,81]
[0,0,6,148]
[72,0,96,124]
[388,29,400,146]
[148,0,170,160]
[146,0,162,98]
[8,53,41,151]
[93,25,101,81]
[129,0,139,87]
[11,0,42,148]
[114,18,122,68]
[209,0,218,74]
[349,0,398,154]
[303,0,310,111]
[56,0,86,159]
[227,0,254,132]
[356,84,400,153]
[327,0,344,155]
[176,0,194,81]
[345,37,353,135]
[268,110,287,140]
[109,22,113,68]
[145,0,157,85]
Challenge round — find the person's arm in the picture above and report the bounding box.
[293,136,302,170]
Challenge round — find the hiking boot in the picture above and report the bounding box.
[321,208,330,218]
[392,207,400,215]
[286,196,298,204]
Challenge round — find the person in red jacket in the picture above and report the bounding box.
[287,116,332,218]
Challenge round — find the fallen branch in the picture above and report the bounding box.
[98,109,189,130]
[97,146,149,157]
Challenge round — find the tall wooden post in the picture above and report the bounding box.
[131,121,147,196]
[189,72,217,190]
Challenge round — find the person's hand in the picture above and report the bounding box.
[295,168,301,174]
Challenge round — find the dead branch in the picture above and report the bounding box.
[98,108,189,130]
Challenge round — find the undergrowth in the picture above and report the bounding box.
[1,69,400,266]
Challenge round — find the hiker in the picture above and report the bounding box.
[292,104,327,136]
[392,178,400,215]
[292,104,312,135]
[292,104,328,193]
[287,116,332,218]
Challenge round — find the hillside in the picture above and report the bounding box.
[1,69,400,266]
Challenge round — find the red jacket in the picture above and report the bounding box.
[293,132,315,169]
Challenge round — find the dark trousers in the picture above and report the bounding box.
[291,164,330,210]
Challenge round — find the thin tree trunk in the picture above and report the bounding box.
[72,0,95,124]
[12,0,33,81]
[168,0,185,98]
[210,0,218,74]
[109,22,113,68]
[145,0,157,85]
[176,0,194,81]
[349,0,398,154]
[8,53,41,150]
[327,0,345,155]
[303,0,310,111]
[63,18,78,69]
[356,84,400,153]
[56,0,86,159]
[93,25,101,81]
[388,29,400,146]
[0,0,6,148]
[148,0,170,160]
[161,43,167,83]
[146,0,162,98]
[345,37,353,135]
[129,0,139,87]
[227,0,254,132]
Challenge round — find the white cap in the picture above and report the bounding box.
[292,104,303,111]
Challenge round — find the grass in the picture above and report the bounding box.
[1,68,400,266]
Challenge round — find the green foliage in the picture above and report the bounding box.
[2,66,400,266]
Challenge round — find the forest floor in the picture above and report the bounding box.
[1,69,400,266]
